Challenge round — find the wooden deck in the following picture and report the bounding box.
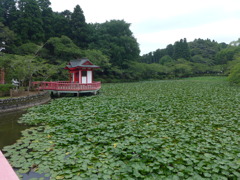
[0,151,19,180]
[33,81,101,96]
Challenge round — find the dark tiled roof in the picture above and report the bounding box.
[66,58,99,69]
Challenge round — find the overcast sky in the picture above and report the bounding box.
[50,0,240,55]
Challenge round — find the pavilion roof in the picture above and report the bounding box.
[65,58,100,69]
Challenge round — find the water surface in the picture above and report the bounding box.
[0,110,30,150]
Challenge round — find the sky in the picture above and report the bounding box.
[50,0,240,55]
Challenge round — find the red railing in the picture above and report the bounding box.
[33,81,101,91]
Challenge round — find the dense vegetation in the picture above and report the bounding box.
[0,0,240,85]
[0,83,14,92]
[3,77,240,179]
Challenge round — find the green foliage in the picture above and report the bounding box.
[215,46,240,65]
[83,49,111,68]
[1,0,239,82]
[173,38,191,60]
[36,0,51,11]
[70,5,89,48]
[228,62,240,85]
[51,11,72,38]
[189,38,225,62]
[3,77,240,179]
[126,62,169,80]
[174,59,193,77]
[0,53,60,85]
[159,55,174,65]
[191,63,210,74]
[14,0,44,43]
[41,7,55,41]
[0,84,14,93]
[89,20,140,68]
[229,38,240,47]
[39,36,83,63]
[191,55,212,65]
[0,22,15,51]
[15,42,41,55]
[0,0,17,26]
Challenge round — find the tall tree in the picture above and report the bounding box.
[173,38,190,60]
[14,0,44,43]
[52,11,72,38]
[188,38,225,62]
[166,44,174,58]
[0,0,17,26]
[89,20,140,68]
[70,5,89,48]
[215,46,240,64]
[36,0,51,10]
[38,36,83,64]
[0,22,15,52]
[35,0,54,41]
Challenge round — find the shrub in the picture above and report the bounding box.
[0,84,15,93]
[228,63,240,85]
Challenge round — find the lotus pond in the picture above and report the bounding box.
[3,77,240,179]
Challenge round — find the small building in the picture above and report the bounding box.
[33,58,101,96]
[65,58,100,84]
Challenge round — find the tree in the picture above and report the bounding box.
[188,38,225,63]
[83,49,111,69]
[159,55,174,65]
[89,20,140,68]
[166,44,174,58]
[140,44,175,64]
[173,38,191,60]
[174,59,193,77]
[15,42,41,55]
[36,0,55,41]
[36,0,51,10]
[14,0,44,43]
[70,5,89,48]
[229,38,240,47]
[215,47,240,65]
[52,11,71,38]
[0,22,15,52]
[228,63,240,85]
[191,63,210,74]
[41,7,54,41]
[152,49,166,63]
[0,0,17,27]
[191,55,213,65]
[139,52,153,64]
[39,36,83,64]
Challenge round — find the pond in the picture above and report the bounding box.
[0,110,30,150]
[0,110,50,179]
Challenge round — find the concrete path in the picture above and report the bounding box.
[0,151,19,180]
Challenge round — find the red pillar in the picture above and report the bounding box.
[79,70,82,84]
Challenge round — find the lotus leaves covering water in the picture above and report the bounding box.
[3,77,240,179]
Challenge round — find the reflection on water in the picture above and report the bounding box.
[0,111,50,179]
[0,110,30,150]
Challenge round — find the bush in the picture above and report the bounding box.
[228,63,240,85]
[0,84,15,93]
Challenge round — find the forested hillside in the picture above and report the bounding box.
[0,0,240,85]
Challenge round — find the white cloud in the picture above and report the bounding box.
[50,0,240,54]
[136,18,240,54]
